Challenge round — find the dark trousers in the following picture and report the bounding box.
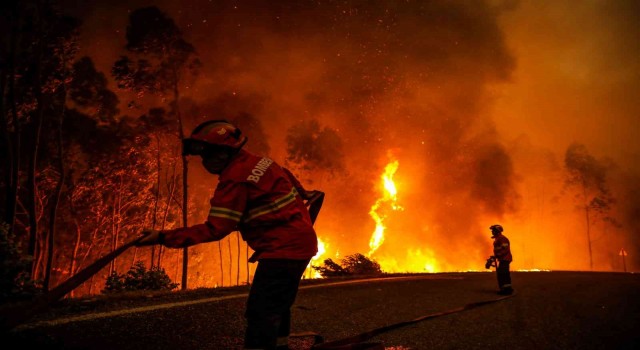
[497,260,512,290]
[244,258,310,350]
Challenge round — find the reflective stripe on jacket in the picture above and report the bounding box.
[493,234,512,262]
[161,149,318,262]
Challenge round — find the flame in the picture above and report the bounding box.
[314,236,327,261]
[377,248,440,273]
[307,236,327,279]
[368,159,403,257]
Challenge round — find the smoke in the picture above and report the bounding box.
[146,0,519,269]
[284,119,345,175]
[492,0,640,271]
[59,0,640,272]
[471,142,520,217]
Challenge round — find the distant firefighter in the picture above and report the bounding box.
[489,224,514,295]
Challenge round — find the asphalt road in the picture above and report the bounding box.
[4,271,639,350]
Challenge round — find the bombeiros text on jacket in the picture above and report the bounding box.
[247,157,274,183]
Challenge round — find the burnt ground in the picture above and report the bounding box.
[3,271,639,350]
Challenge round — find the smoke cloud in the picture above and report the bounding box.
[59,0,640,273]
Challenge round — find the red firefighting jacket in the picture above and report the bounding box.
[493,234,512,262]
[160,149,318,262]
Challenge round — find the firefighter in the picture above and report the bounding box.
[490,224,513,295]
[136,119,319,350]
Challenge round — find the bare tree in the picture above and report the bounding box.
[285,119,345,175]
[112,6,200,290]
[564,143,615,270]
[138,108,174,268]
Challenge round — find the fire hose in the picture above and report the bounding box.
[290,292,516,350]
[0,235,145,331]
[1,190,325,332]
[288,254,512,349]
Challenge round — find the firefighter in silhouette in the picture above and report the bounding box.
[490,224,513,295]
[136,120,319,350]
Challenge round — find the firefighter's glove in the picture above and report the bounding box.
[485,256,495,269]
[136,229,163,247]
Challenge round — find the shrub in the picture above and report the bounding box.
[342,253,382,275]
[103,261,178,293]
[311,258,348,277]
[0,221,42,302]
[312,253,382,278]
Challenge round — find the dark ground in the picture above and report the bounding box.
[3,271,639,350]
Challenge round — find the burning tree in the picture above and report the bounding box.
[564,143,615,270]
[136,107,180,270]
[0,0,83,293]
[285,119,345,176]
[53,53,161,296]
[112,6,200,289]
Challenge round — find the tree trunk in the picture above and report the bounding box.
[218,241,224,287]
[585,205,593,270]
[1,0,21,237]
[114,175,124,270]
[581,181,594,271]
[151,135,161,268]
[68,220,82,298]
[43,77,67,291]
[28,2,46,276]
[172,70,189,291]
[158,161,178,268]
[108,203,115,274]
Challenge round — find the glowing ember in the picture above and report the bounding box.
[368,159,403,257]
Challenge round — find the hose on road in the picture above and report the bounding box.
[290,292,516,349]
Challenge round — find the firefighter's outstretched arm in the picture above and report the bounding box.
[136,229,162,246]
